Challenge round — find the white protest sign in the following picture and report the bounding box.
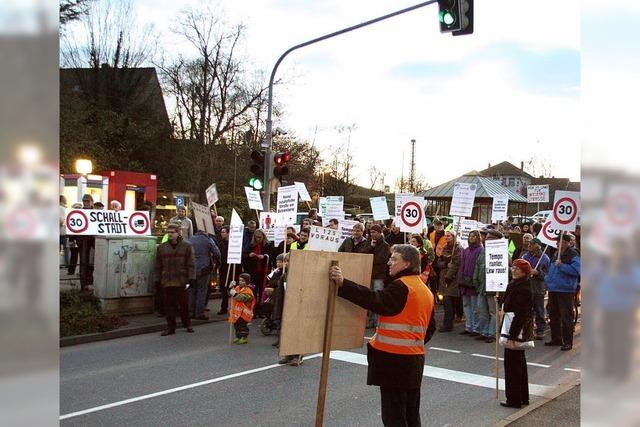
[491,194,509,222]
[549,191,580,232]
[228,209,244,265]
[450,183,477,218]
[369,196,390,221]
[537,219,559,248]
[318,197,328,218]
[190,201,215,234]
[308,225,341,252]
[259,211,296,241]
[395,193,413,217]
[322,196,345,226]
[244,186,264,211]
[65,209,150,236]
[527,185,549,203]
[277,185,298,216]
[458,219,478,249]
[485,239,509,292]
[205,183,219,206]
[399,197,425,234]
[338,219,360,244]
[295,181,312,202]
[272,225,287,247]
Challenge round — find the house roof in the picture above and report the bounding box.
[418,172,528,202]
[479,161,534,179]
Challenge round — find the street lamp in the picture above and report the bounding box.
[75,159,93,175]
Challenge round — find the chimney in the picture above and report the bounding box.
[488,163,491,169]
[520,161,524,170]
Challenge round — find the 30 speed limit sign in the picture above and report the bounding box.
[549,191,580,232]
[399,197,424,233]
[537,220,560,248]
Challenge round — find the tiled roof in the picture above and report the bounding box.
[479,161,534,179]
[418,172,528,202]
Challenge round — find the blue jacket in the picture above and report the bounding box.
[545,247,580,293]
[190,231,221,276]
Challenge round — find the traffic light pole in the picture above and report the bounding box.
[261,0,438,211]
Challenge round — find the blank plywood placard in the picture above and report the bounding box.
[280,250,373,357]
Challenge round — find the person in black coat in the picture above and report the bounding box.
[501,258,534,409]
[330,244,436,427]
[242,229,272,305]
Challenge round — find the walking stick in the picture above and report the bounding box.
[495,296,500,399]
[533,245,549,271]
[229,264,236,345]
[315,260,339,427]
[256,209,260,223]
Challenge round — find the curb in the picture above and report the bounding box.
[493,380,581,427]
[60,316,228,347]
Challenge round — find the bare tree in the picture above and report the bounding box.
[60,0,94,28]
[368,166,386,191]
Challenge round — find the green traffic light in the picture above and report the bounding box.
[249,177,263,190]
[439,10,456,26]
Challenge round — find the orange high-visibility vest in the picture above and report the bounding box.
[429,231,447,257]
[369,275,434,355]
[229,286,255,324]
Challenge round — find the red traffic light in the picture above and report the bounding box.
[282,151,291,162]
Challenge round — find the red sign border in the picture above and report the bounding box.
[541,220,560,241]
[128,212,150,235]
[552,196,578,225]
[401,201,423,228]
[66,209,89,233]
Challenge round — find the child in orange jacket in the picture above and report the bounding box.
[228,273,255,344]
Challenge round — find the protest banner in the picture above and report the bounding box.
[485,239,509,293]
[450,183,477,217]
[277,185,298,216]
[549,190,580,232]
[244,186,264,211]
[308,225,341,252]
[295,181,312,202]
[369,196,390,221]
[395,192,413,217]
[205,183,219,206]
[398,197,425,234]
[189,201,215,234]
[527,185,549,203]
[491,194,509,222]
[228,209,244,265]
[65,209,150,236]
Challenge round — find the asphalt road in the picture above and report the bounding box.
[60,307,581,426]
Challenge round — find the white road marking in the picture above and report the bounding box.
[329,351,556,396]
[429,347,462,354]
[472,353,502,361]
[564,368,581,373]
[471,353,550,368]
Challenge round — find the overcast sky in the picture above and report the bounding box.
[69,0,583,188]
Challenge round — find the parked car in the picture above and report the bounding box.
[532,210,552,223]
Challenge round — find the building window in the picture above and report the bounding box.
[508,178,515,186]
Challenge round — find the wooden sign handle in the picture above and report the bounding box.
[315,260,339,427]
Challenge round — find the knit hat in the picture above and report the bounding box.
[512,259,532,276]
[370,224,383,233]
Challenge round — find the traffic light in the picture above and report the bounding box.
[249,150,264,191]
[452,0,473,36]
[437,0,473,35]
[273,150,291,184]
[437,0,460,32]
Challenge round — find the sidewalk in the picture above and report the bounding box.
[497,385,580,427]
[60,293,229,347]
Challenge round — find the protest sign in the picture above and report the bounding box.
[277,185,298,216]
[205,183,219,206]
[308,225,341,252]
[244,186,264,211]
[537,219,559,248]
[189,201,215,234]
[527,185,549,203]
[322,196,345,226]
[399,197,424,234]
[318,197,328,218]
[65,209,150,236]
[458,219,478,249]
[450,183,477,217]
[395,193,413,217]
[369,196,390,221]
[491,194,509,222]
[485,239,509,292]
[228,209,244,265]
[295,181,312,202]
[338,219,360,244]
[602,185,640,236]
[549,191,580,232]
[259,211,296,241]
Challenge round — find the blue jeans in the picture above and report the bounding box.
[462,295,479,332]
[476,294,496,337]
[533,293,546,334]
[367,279,385,327]
[189,273,210,317]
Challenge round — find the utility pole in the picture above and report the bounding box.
[400,151,405,192]
[409,139,416,193]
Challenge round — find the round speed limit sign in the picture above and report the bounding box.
[551,191,580,231]
[66,209,89,234]
[400,201,423,228]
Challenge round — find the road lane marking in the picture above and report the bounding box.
[564,368,580,373]
[60,353,324,421]
[471,353,550,368]
[330,351,556,397]
[429,347,461,354]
